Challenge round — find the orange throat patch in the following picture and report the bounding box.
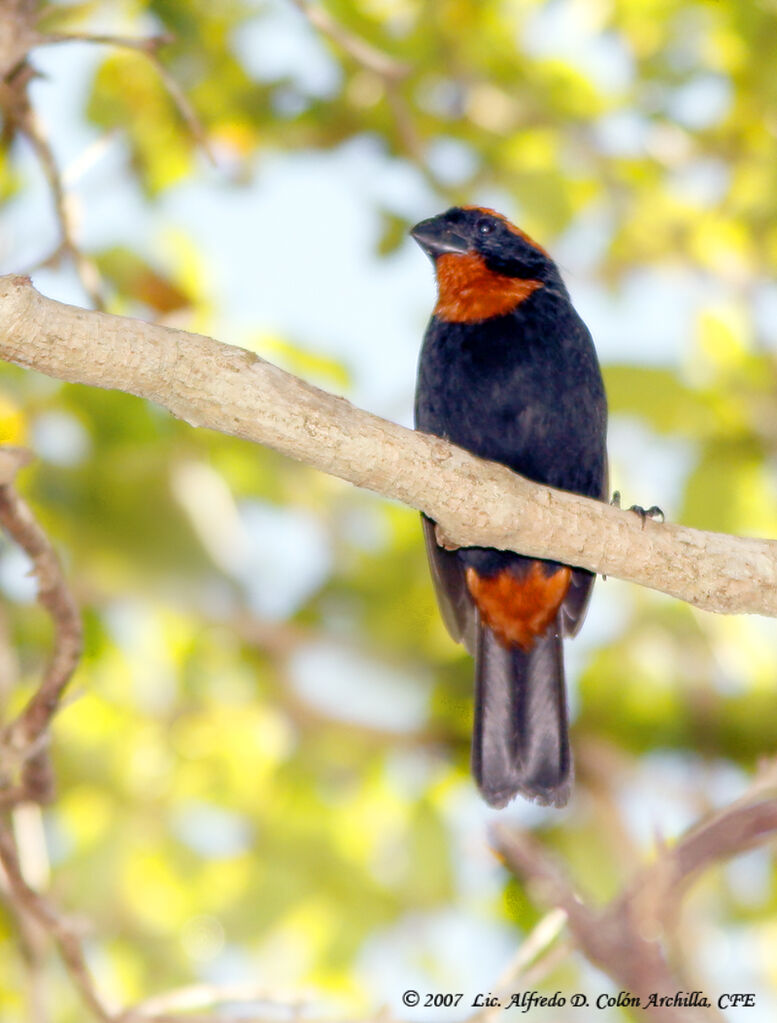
[434,253,543,323]
[466,563,571,651]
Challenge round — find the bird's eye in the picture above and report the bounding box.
[477,218,495,235]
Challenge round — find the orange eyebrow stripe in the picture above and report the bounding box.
[466,564,571,651]
[434,253,543,323]
[462,205,549,257]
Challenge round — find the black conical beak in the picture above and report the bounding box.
[410,217,470,258]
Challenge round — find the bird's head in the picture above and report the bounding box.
[410,206,555,281]
[410,207,561,323]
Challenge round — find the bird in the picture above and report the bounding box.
[411,206,608,809]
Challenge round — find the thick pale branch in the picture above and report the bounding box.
[0,273,776,617]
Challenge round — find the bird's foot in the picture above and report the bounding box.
[610,491,664,529]
[434,523,460,551]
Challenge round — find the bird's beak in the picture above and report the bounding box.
[410,218,470,258]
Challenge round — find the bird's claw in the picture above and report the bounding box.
[610,491,664,529]
[637,504,664,524]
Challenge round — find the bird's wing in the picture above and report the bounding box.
[561,463,608,637]
[421,514,479,654]
[559,568,595,637]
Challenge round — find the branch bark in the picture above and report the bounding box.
[493,771,777,1023]
[1,273,776,618]
[0,446,82,804]
[0,820,114,1022]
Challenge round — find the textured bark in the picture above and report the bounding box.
[1,273,776,617]
[493,793,777,1023]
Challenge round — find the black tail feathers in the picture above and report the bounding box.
[472,623,571,809]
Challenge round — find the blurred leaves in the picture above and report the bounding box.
[3,0,777,1019]
[87,51,195,195]
[95,246,193,315]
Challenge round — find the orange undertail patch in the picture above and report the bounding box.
[462,205,550,257]
[434,253,543,323]
[466,563,571,651]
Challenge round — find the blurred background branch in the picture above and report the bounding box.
[0,0,213,307]
[0,445,80,807]
[495,766,777,1021]
[1,448,776,1022]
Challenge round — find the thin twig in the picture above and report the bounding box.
[39,31,173,54]
[38,30,215,165]
[494,774,777,1021]
[118,981,312,1022]
[288,0,409,81]
[146,53,215,163]
[286,0,450,191]
[0,820,115,1022]
[0,0,38,80]
[494,826,720,1022]
[14,91,105,307]
[2,53,104,305]
[5,22,213,303]
[468,909,569,1023]
[0,451,82,804]
[623,797,777,929]
[0,854,50,1023]
[0,811,366,1023]
[0,816,340,1023]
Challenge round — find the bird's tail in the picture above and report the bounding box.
[472,622,571,808]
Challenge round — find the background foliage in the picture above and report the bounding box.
[2,0,777,1019]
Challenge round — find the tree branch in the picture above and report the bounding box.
[287,1,452,195]
[0,819,115,1022]
[0,445,82,804]
[1,273,776,618]
[1,33,105,308]
[1,814,329,1023]
[288,0,410,82]
[38,31,215,166]
[15,91,106,308]
[493,769,777,1022]
[2,10,214,307]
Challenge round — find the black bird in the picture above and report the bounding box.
[412,206,608,808]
